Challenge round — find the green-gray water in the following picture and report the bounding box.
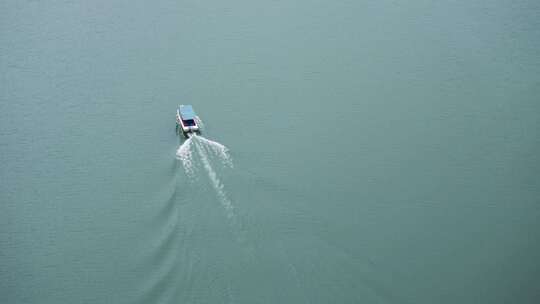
[1,1,539,303]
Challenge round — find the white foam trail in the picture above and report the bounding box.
[176,136,195,177]
[193,135,233,168]
[175,133,245,243]
[194,139,235,219]
[175,132,232,177]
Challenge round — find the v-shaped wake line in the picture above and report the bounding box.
[194,135,233,168]
[176,134,232,173]
[175,134,249,245]
[193,139,235,219]
[175,134,235,218]
[176,136,195,177]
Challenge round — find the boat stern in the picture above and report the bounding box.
[176,105,200,136]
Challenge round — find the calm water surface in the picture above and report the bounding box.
[1,1,539,303]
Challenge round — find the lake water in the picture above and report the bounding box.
[1,1,539,303]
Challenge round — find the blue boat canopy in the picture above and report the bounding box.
[179,105,196,120]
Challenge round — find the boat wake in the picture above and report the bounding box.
[193,140,235,219]
[176,134,236,219]
[194,135,233,168]
[175,133,252,252]
[176,136,195,177]
[176,134,232,172]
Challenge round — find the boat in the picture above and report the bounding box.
[176,105,200,137]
